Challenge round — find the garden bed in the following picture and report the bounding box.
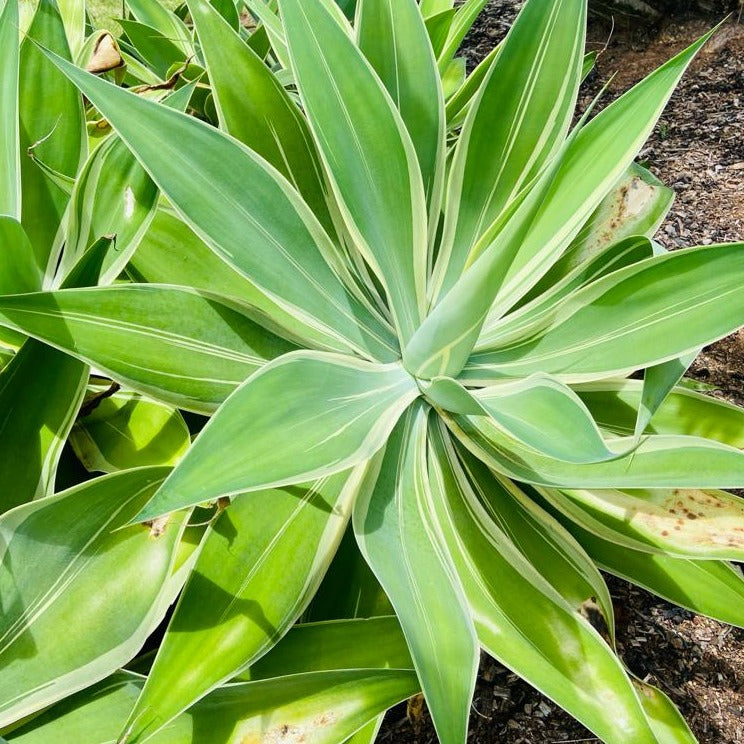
[379,3,744,741]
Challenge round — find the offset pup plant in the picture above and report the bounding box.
[1,0,744,742]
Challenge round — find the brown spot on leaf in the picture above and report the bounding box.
[144,516,169,538]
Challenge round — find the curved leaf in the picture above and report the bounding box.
[20,0,85,276]
[426,421,658,743]
[0,0,20,220]
[354,405,478,744]
[0,285,293,413]
[9,668,418,744]
[135,352,419,521]
[0,468,185,728]
[449,412,744,489]
[466,243,744,382]
[122,464,370,742]
[40,46,398,362]
[70,388,190,472]
[575,379,744,447]
[280,0,427,344]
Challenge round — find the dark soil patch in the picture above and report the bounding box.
[379,3,744,743]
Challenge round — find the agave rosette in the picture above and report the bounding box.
[1,0,744,743]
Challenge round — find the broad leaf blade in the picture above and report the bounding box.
[121,465,370,742]
[41,47,398,362]
[280,0,428,344]
[474,375,615,463]
[357,0,445,222]
[187,0,334,234]
[0,341,86,512]
[466,243,744,381]
[70,388,190,472]
[136,352,419,520]
[0,285,292,413]
[542,486,744,562]
[432,0,586,298]
[354,405,479,744]
[8,668,419,744]
[0,468,185,727]
[20,0,85,277]
[0,0,20,220]
[426,422,658,744]
[449,411,744,489]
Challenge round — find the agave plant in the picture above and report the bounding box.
[2,0,744,742]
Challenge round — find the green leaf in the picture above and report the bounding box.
[542,496,744,629]
[354,405,479,744]
[460,458,615,638]
[0,217,42,296]
[57,134,159,286]
[635,353,698,440]
[121,465,368,742]
[56,0,84,57]
[408,29,712,379]
[435,0,488,73]
[540,485,744,561]
[632,679,697,744]
[432,0,586,298]
[576,379,744,447]
[424,9,455,58]
[420,0,454,18]
[128,209,306,343]
[187,0,334,234]
[475,375,615,463]
[40,46,398,362]
[70,387,190,472]
[426,421,658,743]
[240,616,413,681]
[280,0,427,344]
[449,411,744,489]
[136,352,419,521]
[556,162,674,279]
[357,0,445,221]
[477,235,654,350]
[466,243,744,382]
[0,468,186,728]
[245,0,290,69]
[0,341,86,512]
[423,374,616,464]
[118,20,186,80]
[19,0,85,276]
[0,0,20,220]
[125,0,193,54]
[0,285,293,413]
[8,668,419,744]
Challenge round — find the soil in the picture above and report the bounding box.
[378,3,744,743]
